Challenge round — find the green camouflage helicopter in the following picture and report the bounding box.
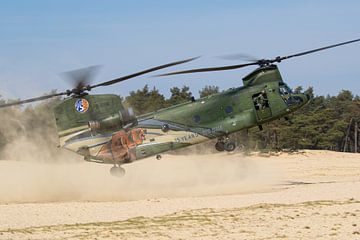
[0,39,359,177]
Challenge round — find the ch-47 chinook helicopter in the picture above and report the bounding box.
[0,39,359,176]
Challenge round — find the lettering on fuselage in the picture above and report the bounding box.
[201,125,223,135]
[175,132,199,143]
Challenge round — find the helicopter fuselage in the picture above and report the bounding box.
[56,65,310,165]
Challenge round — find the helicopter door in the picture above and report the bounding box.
[252,91,272,120]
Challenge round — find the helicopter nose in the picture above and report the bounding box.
[302,93,311,105]
[286,94,309,109]
[298,93,311,107]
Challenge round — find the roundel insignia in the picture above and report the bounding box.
[75,98,89,113]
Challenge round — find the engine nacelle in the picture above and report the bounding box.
[88,107,137,133]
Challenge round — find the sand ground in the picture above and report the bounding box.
[0,150,359,239]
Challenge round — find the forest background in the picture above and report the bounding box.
[1,84,359,159]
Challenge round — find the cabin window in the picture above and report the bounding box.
[225,105,233,114]
[193,115,201,123]
[252,91,269,110]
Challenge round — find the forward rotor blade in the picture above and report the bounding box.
[156,62,258,77]
[157,38,360,77]
[89,56,199,89]
[0,92,67,108]
[275,38,360,62]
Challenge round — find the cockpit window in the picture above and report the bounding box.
[279,83,292,96]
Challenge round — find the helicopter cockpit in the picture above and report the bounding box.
[278,82,309,109]
[279,82,293,96]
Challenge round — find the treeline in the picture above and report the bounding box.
[0,85,359,158]
[124,85,219,115]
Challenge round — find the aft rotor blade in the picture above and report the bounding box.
[60,65,101,90]
[89,56,199,89]
[0,92,67,108]
[156,62,258,77]
[217,53,259,62]
[275,38,360,62]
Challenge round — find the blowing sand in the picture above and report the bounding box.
[0,150,359,239]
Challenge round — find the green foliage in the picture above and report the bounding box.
[125,85,193,115]
[199,85,219,98]
[167,86,192,106]
[125,85,167,115]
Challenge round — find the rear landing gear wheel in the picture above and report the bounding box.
[215,142,225,151]
[224,141,236,152]
[110,166,125,177]
[156,154,162,160]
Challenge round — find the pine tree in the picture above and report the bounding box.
[125,85,166,115]
[167,86,192,106]
[199,85,219,98]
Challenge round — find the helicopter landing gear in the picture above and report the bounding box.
[156,154,162,160]
[215,137,236,152]
[215,141,225,151]
[110,165,125,177]
[224,141,236,152]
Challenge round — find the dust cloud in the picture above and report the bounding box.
[0,99,72,163]
[0,103,280,204]
[0,146,281,204]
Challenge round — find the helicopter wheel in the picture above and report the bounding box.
[215,141,225,151]
[224,141,236,152]
[156,154,162,160]
[110,165,126,177]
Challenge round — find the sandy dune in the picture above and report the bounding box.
[0,150,359,239]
